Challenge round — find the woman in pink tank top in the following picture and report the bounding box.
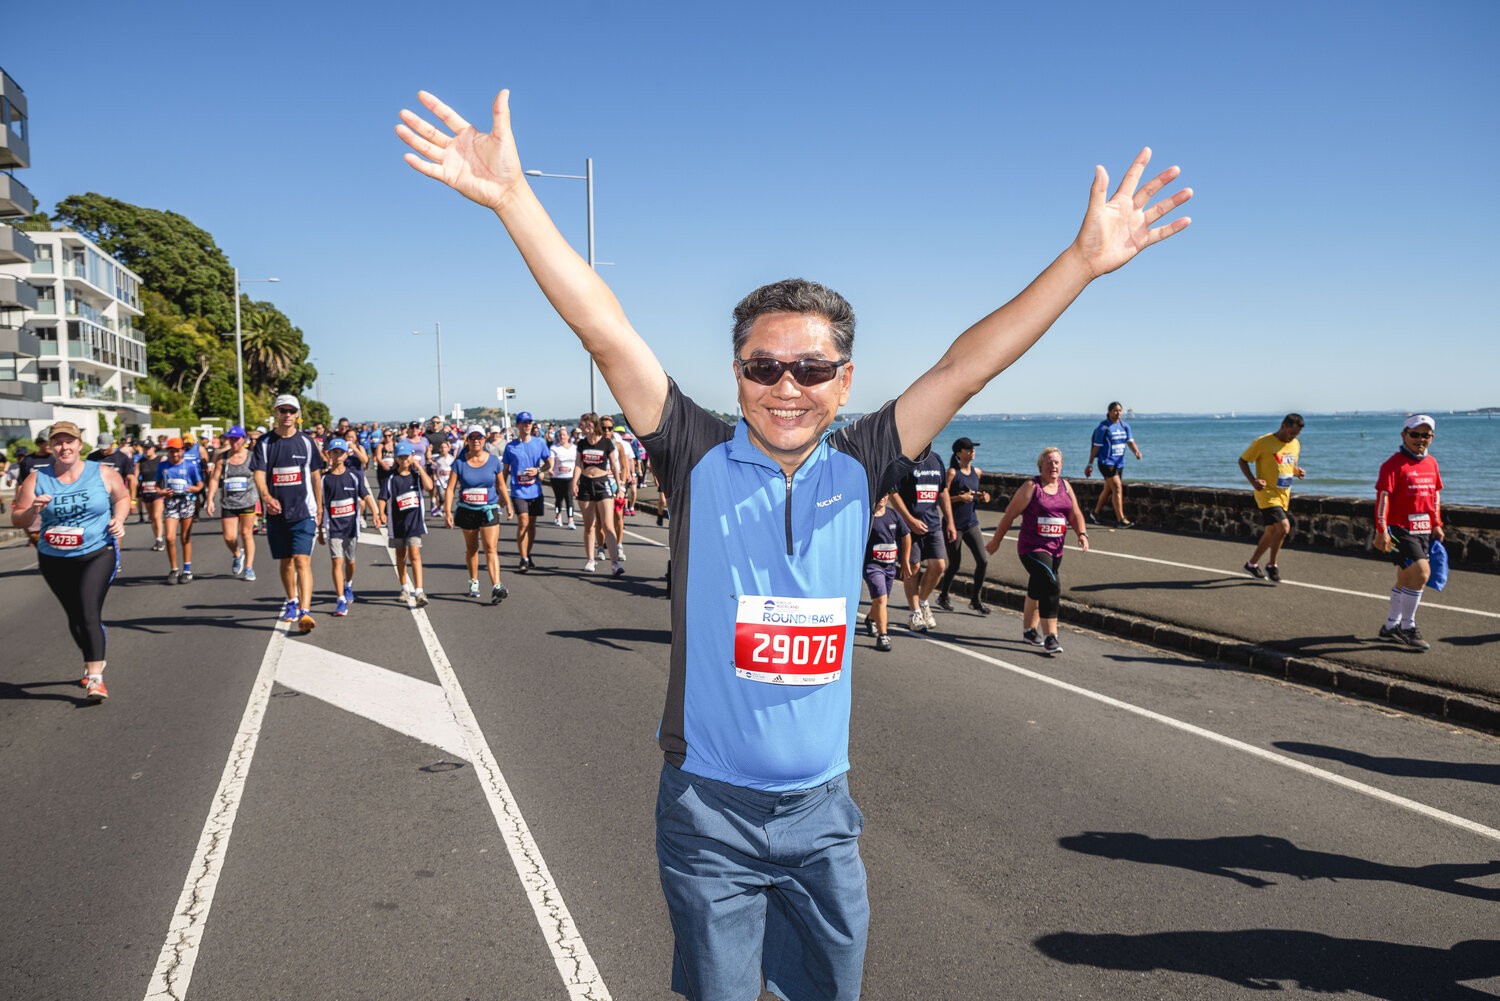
[985,447,1089,655]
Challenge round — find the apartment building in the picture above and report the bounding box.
[23,230,149,435]
[1,65,49,442]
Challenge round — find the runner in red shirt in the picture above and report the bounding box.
[1373,414,1444,651]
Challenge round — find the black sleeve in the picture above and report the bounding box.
[637,378,734,503]
[828,399,917,506]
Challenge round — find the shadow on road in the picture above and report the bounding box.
[0,679,99,707]
[1444,632,1500,647]
[1273,741,1500,787]
[1069,576,1254,593]
[548,627,671,653]
[1034,928,1500,999]
[1058,830,1500,901]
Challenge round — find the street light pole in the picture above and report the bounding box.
[233,268,280,429]
[413,323,443,417]
[525,158,597,415]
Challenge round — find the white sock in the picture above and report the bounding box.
[1385,588,1402,627]
[1399,587,1424,629]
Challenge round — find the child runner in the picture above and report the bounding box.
[320,438,381,616]
[863,492,912,653]
[379,439,434,606]
[156,437,204,583]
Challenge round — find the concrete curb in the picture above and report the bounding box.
[632,497,1500,736]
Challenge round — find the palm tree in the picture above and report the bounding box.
[241,305,300,386]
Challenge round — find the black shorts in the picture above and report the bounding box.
[1387,526,1431,568]
[221,506,256,519]
[1098,463,1123,480]
[577,476,615,502]
[514,495,545,518]
[454,506,499,531]
[1259,505,1289,526]
[912,528,946,562]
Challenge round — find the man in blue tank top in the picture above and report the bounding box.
[402,86,1192,1000]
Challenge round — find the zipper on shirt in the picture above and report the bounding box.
[783,472,794,557]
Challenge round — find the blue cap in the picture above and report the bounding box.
[394,440,416,457]
[328,438,350,452]
[226,425,246,439]
[516,411,534,424]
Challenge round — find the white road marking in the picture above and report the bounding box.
[144,621,288,1001]
[274,642,471,761]
[623,528,667,548]
[926,635,1500,844]
[394,545,613,1001]
[1070,544,1500,619]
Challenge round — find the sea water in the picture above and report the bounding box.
[922,412,1495,509]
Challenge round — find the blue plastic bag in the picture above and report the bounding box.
[1428,538,1449,592]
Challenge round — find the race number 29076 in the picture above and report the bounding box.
[733,594,847,686]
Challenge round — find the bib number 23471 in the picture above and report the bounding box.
[733,595,847,686]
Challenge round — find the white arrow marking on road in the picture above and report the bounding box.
[274,641,472,762]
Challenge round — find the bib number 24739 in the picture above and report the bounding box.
[733,595,847,686]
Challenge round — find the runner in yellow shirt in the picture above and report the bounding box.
[1237,414,1306,583]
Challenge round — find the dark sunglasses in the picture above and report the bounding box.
[1404,430,1433,439]
[735,356,847,387]
[276,407,298,414]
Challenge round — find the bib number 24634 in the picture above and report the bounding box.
[733,595,847,686]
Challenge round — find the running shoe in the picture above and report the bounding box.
[334,597,349,617]
[936,595,955,612]
[1117,520,1135,529]
[167,568,180,584]
[909,610,927,633]
[343,582,354,603]
[231,553,244,577]
[152,538,165,551]
[1266,564,1281,583]
[1023,627,1044,646]
[281,599,300,622]
[179,570,194,583]
[617,547,627,562]
[414,590,429,608]
[584,560,597,573]
[524,558,536,571]
[596,546,607,561]
[969,599,992,615]
[84,676,109,701]
[243,567,257,582]
[491,583,509,604]
[1397,626,1430,651]
[612,562,625,577]
[625,507,637,516]
[566,520,577,530]
[1043,634,1063,655]
[876,634,892,653]
[921,602,938,629]
[1377,622,1403,642]
[517,559,530,574]
[467,578,480,598]
[1085,510,1099,525]
[298,612,317,634]
[1243,561,1265,580]
[656,512,665,526]
[865,617,878,637]
[554,517,564,528]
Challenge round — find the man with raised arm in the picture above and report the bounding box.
[398,88,1190,1001]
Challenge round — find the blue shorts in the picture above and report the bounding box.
[655,763,868,1001]
[266,516,316,559]
[863,563,897,599]
[912,527,946,562]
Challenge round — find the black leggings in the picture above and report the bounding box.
[1020,550,1063,618]
[550,477,574,518]
[939,524,988,600]
[38,542,118,663]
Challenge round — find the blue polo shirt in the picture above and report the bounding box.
[1091,419,1133,468]
[502,436,552,501]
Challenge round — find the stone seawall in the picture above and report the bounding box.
[975,473,1500,570]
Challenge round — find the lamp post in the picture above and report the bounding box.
[233,268,280,429]
[524,159,597,414]
[412,323,443,417]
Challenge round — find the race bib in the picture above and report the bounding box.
[1037,516,1067,538]
[395,490,420,512]
[44,526,85,550]
[915,484,939,504]
[733,595,847,686]
[516,471,537,486]
[166,477,189,493]
[1276,475,1293,488]
[461,487,489,505]
[330,498,356,518]
[225,476,251,493]
[1109,442,1126,459]
[1407,513,1432,534]
[272,465,302,487]
[582,448,604,466]
[872,542,898,564]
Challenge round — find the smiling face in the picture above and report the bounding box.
[1402,424,1434,456]
[734,312,852,474]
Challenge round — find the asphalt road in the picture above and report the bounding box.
[3,512,1499,1000]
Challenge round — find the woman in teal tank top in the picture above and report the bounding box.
[10,422,131,700]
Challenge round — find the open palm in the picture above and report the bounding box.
[1074,148,1193,278]
[397,90,524,211]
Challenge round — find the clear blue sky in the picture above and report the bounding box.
[5,0,1497,422]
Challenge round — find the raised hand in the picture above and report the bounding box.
[397,90,525,211]
[1072,148,1192,279]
